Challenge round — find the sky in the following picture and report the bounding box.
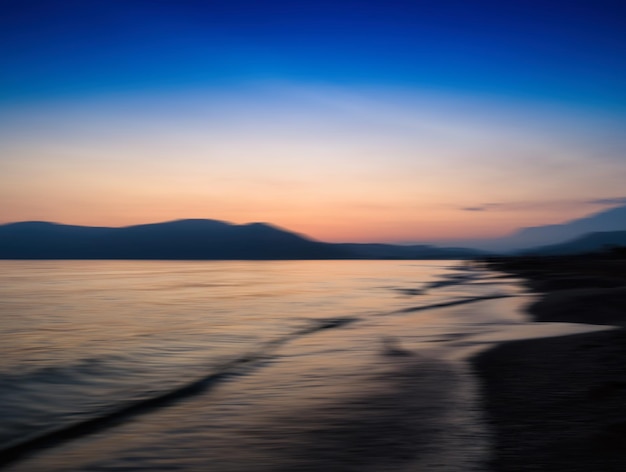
[1,0,625,243]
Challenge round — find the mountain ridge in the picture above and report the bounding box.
[449,204,626,252]
[0,219,482,260]
[523,230,626,255]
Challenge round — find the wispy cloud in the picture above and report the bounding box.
[460,203,510,212]
[460,197,626,212]
[461,207,487,211]
[586,197,626,205]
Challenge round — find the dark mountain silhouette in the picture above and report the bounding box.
[0,220,347,260]
[456,204,626,252]
[511,205,626,247]
[0,219,481,260]
[523,230,626,255]
[338,243,484,259]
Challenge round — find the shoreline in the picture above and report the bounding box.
[473,254,626,471]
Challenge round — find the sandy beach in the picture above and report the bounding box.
[474,254,626,471]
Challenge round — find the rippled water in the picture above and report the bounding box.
[0,260,606,471]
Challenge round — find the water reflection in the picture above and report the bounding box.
[0,260,606,471]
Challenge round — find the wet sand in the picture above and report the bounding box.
[474,255,626,471]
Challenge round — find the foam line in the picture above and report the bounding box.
[392,294,512,315]
[0,316,358,469]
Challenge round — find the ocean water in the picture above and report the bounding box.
[0,260,606,471]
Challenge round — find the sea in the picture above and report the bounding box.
[0,260,607,471]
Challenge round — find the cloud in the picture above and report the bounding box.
[587,197,626,205]
[461,207,487,211]
[460,203,505,212]
[460,197,626,213]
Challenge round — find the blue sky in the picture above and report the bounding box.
[3,0,625,108]
[1,0,625,241]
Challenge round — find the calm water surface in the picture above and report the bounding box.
[0,260,606,471]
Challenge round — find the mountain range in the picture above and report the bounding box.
[2,204,626,259]
[523,231,626,255]
[453,204,626,252]
[0,219,484,260]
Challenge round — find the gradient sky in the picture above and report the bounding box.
[1,0,625,243]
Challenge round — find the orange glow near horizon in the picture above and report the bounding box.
[0,189,618,244]
[1,85,625,243]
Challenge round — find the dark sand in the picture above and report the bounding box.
[474,254,626,471]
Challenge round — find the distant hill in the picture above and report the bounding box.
[0,220,348,260]
[511,205,626,248]
[456,204,626,252]
[0,219,481,260]
[338,243,484,260]
[523,230,626,255]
